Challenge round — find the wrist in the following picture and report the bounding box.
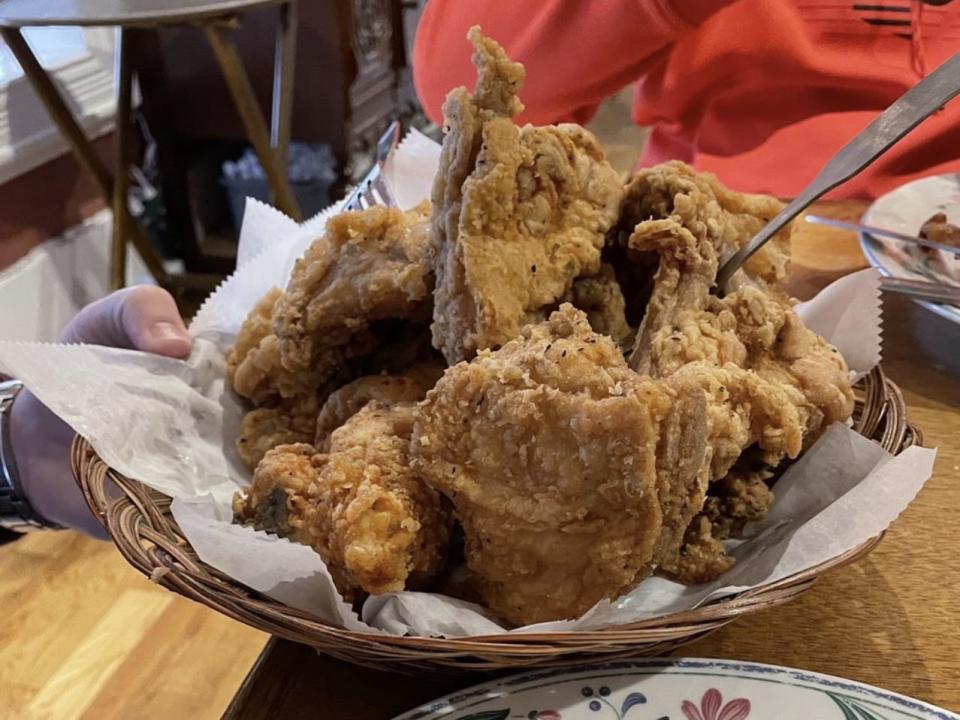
[1,381,56,529]
[8,388,70,530]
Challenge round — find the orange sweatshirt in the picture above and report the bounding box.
[413,0,960,199]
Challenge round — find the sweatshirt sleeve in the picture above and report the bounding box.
[412,0,734,126]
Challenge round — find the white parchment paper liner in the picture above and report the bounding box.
[0,128,934,636]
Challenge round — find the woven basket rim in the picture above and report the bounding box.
[71,365,918,668]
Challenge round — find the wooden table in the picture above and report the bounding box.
[224,203,960,718]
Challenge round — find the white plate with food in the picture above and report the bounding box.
[859,173,960,324]
[393,658,959,720]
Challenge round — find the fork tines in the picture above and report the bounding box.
[343,165,398,212]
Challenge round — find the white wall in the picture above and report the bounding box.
[0,210,152,342]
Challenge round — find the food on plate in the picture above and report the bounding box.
[412,305,681,625]
[226,26,857,626]
[428,28,624,364]
[234,401,452,599]
[919,211,960,247]
[273,202,434,377]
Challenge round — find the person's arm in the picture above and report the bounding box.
[413,0,735,127]
[7,286,191,537]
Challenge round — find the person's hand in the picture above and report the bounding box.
[10,286,192,537]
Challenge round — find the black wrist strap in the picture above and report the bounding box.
[0,381,60,530]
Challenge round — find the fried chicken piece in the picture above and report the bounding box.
[618,161,791,290]
[920,212,960,247]
[653,287,853,468]
[702,466,776,540]
[236,394,321,469]
[561,264,634,348]
[658,515,735,585]
[235,403,452,599]
[661,464,775,584]
[227,288,328,403]
[233,442,364,598]
[430,28,624,363]
[413,304,683,626]
[314,364,443,449]
[233,442,317,541]
[624,182,852,467]
[272,202,434,379]
[627,196,853,583]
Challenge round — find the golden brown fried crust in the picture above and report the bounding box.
[618,161,791,288]
[430,28,624,364]
[273,203,434,378]
[702,467,776,540]
[653,286,854,468]
[413,305,674,626]
[233,443,318,540]
[314,364,443,449]
[658,515,736,585]
[562,264,634,349]
[313,402,452,595]
[227,288,328,404]
[235,404,452,599]
[236,394,321,470]
[660,466,775,585]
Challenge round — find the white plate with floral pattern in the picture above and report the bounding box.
[859,173,960,325]
[393,658,957,720]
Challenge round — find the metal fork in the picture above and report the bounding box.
[342,120,401,211]
[715,52,960,293]
[880,276,960,305]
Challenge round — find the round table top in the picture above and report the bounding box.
[0,0,285,27]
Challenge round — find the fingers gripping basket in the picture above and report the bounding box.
[72,366,917,673]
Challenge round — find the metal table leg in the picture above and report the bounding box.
[0,27,113,197]
[0,26,170,288]
[271,0,298,165]
[111,29,133,291]
[205,19,302,221]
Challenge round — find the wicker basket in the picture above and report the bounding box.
[72,365,917,673]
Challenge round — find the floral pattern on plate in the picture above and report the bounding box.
[393,659,958,720]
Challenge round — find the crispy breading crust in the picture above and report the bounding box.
[235,402,452,599]
[430,28,624,363]
[273,203,433,377]
[413,305,678,625]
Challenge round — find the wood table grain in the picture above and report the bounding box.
[224,203,960,718]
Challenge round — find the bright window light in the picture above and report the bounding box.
[0,26,90,84]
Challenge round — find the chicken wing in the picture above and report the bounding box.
[235,401,452,599]
[413,304,693,626]
[429,28,624,363]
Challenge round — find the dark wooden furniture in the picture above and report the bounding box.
[0,0,300,292]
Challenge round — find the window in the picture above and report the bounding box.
[0,27,117,184]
